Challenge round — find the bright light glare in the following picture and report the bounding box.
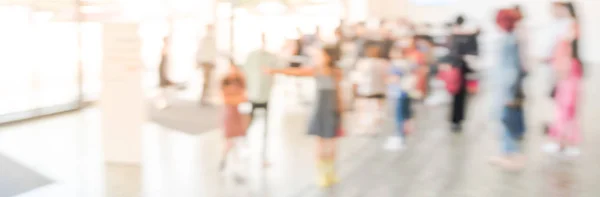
[32,11,54,22]
[256,2,287,15]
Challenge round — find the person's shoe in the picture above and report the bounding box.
[316,161,332,187]
[489,156,510,166]
[327,171,339,185]
[317,173,331,188]
[233,173,246,185]
[542,142,560,154]
[451,124,462,132]
[383,136,405,152]
[503,159,525,171]
[174,83,187,90]
[564,147,581,157]
[489,155,525,171]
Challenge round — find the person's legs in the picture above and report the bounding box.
[490,107,524,169]
[324,138,338,183]
[492,127,524,169]
[246,102,269,166]
[365,96,380,134]
[384,94,405,151]
[316,137,337,187]
[262,102,270,167]
[375,95,385,124]
[220,138,234,171]
[316,137,328,186]
[564,117,581,156]
[200,62,214,105]
[248,102,259,130]
[402,93,414,134]
[348,83,358,111]
[354,96,368,134]
[395,95,406,138]
[502,127,519,155]
[544,99,563,153]
[155,87,170,109]
[451,87,467,131]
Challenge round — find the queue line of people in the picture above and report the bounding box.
[152,0,585,187]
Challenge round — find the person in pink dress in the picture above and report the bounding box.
[543,1,583,156]
[220,59,250,171]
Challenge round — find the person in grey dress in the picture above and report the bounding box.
[266,45,343,188]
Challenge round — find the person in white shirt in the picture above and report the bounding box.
[352,42,389,134]
[197,24,218,106]
[239,33,280,167]
[355,42,388,100]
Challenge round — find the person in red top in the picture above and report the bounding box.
[404,40,429,99]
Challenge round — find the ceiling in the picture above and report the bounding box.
[220,0,334,7]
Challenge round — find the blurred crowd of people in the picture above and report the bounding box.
[156,0,584,188]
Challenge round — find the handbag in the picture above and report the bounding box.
[436,67,461,95]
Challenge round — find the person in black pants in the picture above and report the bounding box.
[447,15,479,132]
[248,102,268,130]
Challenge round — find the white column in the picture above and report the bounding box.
[100,22,144,164]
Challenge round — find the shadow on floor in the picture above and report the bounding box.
[147,98,222,135]
[0,154,53,197]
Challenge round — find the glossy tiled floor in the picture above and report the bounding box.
[1,65,600,197]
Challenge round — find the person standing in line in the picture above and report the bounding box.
[543,1,583,156]
[383,45,415,151]
[414,35,436,98]
[197,24,218,106]
[353,42,389,135]
[288,28,309,105]
[348,22,368,111]
[240,33,279,167]
[334,28,345,56]
[379,29,396,60]
[404,36,429,101]
[155,36,175,109]
[489,9,527,170]
[446,15,479,132]
[219,59,249,175]
[266,45,343,188]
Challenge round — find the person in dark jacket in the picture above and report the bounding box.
[446,15,480,132]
